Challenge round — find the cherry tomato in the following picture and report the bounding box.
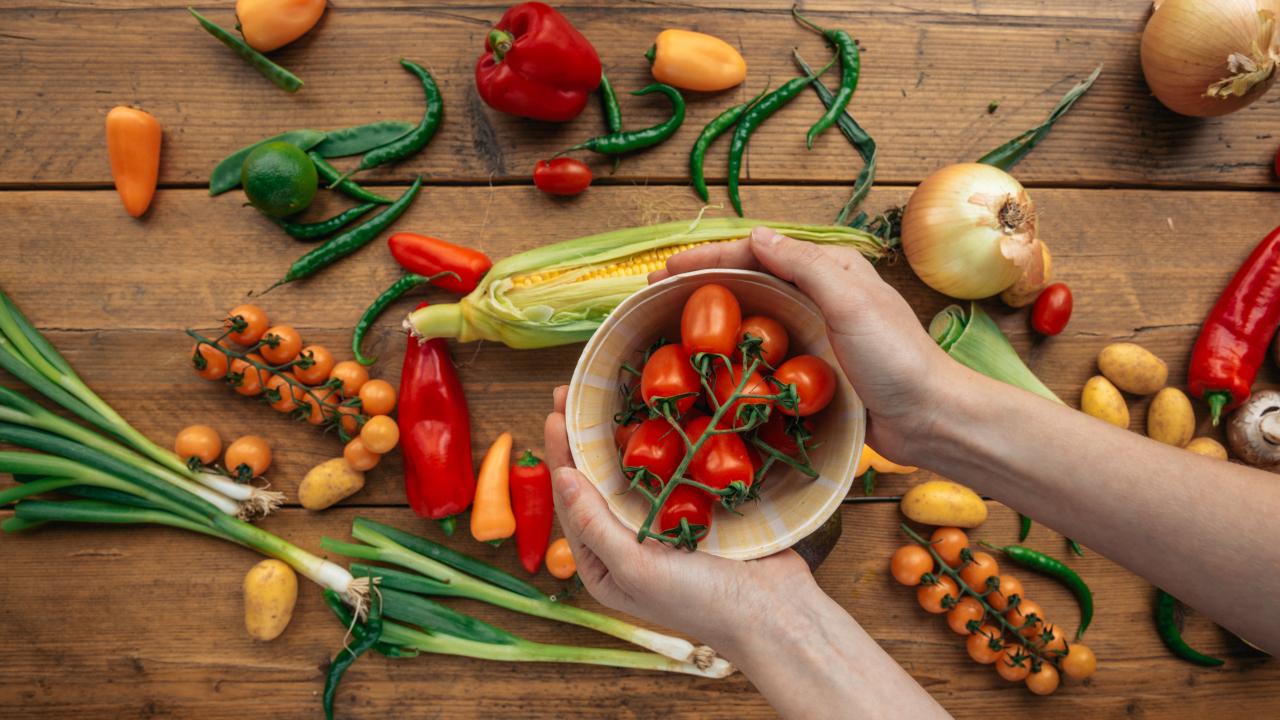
[307,387,341,426]
[681,283,741,358]
[338,404,362,436]
[329,360,369,398]
[1061,642,1097,680]
[1031,282,1073,336]
[710,360,772,429]
[773,355,836,416]
[265,372,304,413]
[656,483,715,541]
[916,575,959,614]
[756,413,812,458]
[959,551,1000,593]
[744,443,763,475]
[641,344,700,414]
[546,537,577,579]
[622,418,684,486]
[174,424,221,465]
[1025,663,1060,695]
[995,645,1032,682]
[343,437,381,472]
[358,379,397,416]
[1038,623,1068,657]
[260,325,302,365]
[1006,598,1045,639]
[614,419,641,449]
[533,158,592,196]
[192,343,229,381]
[684,415,754,492]
[229,357,264,397]
[225,435,271,479]
[735,315,789,367]
[966,624,1005,664]
[294,344,335,385]
[225,304,269,346]
[929,527,970,568]
[947,596,986,636]
[361,414,400,454]
[987,574,1025,612]
[890,544,934,586]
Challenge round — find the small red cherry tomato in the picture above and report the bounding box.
[622,418,685,487]
[641,344,700,414]
[681,284,742,358]
[683,415,754,492]
[656,483,714,542]
[773,355,837,416]
[614,418,641,449]
[735,315,789,367]
[533,158,592,196]
[710,360,772,429]
[1031,282,1073,336]
[756,413,813,458]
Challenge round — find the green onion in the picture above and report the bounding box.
[930,303,1062,404]
[978,65,1102,171]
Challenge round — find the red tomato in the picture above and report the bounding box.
[641,344,700,414]
[622,418,685,487]
[683,416,753,493]
[710,360,772,429]
[735,315,789,367]
[681,284,741,358]
[756,413,813,458]
[1031,282,1073,336]
[744,443,763,476]
[656,483,714,544]
[614,419,641,449]
[533,158,592,196]
[773,355,837,416]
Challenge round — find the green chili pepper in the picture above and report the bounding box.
[348,60,443,175]
[794,52,874,225]
[352,272,457,366]
[1154,589,1225,667]
[209,129,327,196]
[861,468,876,496]
[322,589,386,720]
[268,178,422,290]
[188,8,302,93]
[1068,539,1085,557]
[274,203,377,241]
[566,83,685,155]
[599,73,624,172]
[688,89,768,203]
[309,153,393,204]
[314,120,416,158]
[1019,513,1032,541]
[985,542,1093,639]
[791,9,860,149]
[323,590,415,658]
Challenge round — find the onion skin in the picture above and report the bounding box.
[1141,0,1280,117]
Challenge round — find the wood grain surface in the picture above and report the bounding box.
[1,0,1278,717]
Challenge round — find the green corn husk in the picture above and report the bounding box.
[408,217,889,349]
[930,303,1061,404]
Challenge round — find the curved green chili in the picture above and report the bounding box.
[791,9,859,149]
[309,153,393,204]
[323,590,415,658]
[1155,589,1225,667]
[322,589,385,720]
[352,272,457,366]
[985,542,1093,639]
[274,203,377,242]
[599,73,624,172]
[188,8,302,93]
[1019,513,1032,541]
[689,88,768,203]
[350,59,443,175]
[269,178,422,290]
[566,83,685,155]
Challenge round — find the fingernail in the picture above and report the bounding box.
[751,226,780,246]
[553,468,581,502]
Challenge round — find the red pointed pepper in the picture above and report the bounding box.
[510,450,554,574]
[474,2,602,122]
[387,233,493,295]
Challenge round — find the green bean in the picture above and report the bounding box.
[209,130,327,196]
[791,9,860,149]
[309,153,393,204]
[599,73,624,172]
[322,587,383,720]
[566,83,685,155]
[274,203,377,241]
[1154,589,1225,667]
[688,89,767,203]
[314,120,416,158]
[348,60,443,174]
[986,542,1093,639]
[188,8,302,94]
[794,51,874,225]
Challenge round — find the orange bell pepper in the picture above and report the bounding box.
[235,0,326,52]
[470,432,516,542]
[647,29,747,92]
[105,106,162,219]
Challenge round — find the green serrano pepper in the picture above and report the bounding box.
[323,590,415,659]
[309,153,394,204]
[1154,589,1226,667]
[566,83,685,155]
[792,8,860,149]
[349,60,443,175]
[274,203,377,242]
[599,73,624,172]
[688,88,768,203]
[322,589,386,720]
[209,129,327,196]
[188,8,302,93]
[985,542,1093,639]
[351,272,456,366]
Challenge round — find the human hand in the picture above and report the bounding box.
[650,226,960,465]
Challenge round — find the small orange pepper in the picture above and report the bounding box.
[546,537,576,579]
[235,0,327,53]
[647,29,747,92]
[470,432,516,542]
[855,445,918,477]
[105,106,161,218]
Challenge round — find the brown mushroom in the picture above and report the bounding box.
[1226,390,1280,471]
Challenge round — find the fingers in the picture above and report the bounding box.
[649,238,761,284]
[748,227,880,327]
[543,398,575,472]
[552,467,635,569]
[553,384,568,414]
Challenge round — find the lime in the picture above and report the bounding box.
[241,141,318,217]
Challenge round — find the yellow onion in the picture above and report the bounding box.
[901,163,1043,300]
[1141,0,1279,117]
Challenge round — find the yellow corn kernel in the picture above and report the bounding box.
[509,239,730,289]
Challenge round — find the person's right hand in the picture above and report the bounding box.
[651,226,961,466]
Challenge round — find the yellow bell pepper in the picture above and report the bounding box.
[236,0,326,52]
[856,445,917,495]
[647,29,747,92]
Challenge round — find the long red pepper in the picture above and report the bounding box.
[1188,225,1280,425]
[387,233,493,295]
[398,302,475,533]
[509,450,553,574]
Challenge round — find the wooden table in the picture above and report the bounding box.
[2,1,1277,717]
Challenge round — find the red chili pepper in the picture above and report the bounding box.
[387,233,493,295]
[474,2,601,122]
[509,450,553,574]
[399,302,476,532]
[1188,225,1280,425]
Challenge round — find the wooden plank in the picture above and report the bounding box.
[0,503,1272,718]
[2,4,1277,188]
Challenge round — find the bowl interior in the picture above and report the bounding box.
[566,269,864,560]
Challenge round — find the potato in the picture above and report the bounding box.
[243,559,297,641]
[1097,342,1168,395]
[1147,387,1195,447]
[1081,375,1129,428]
[298,457,365,511]
[1185,436,1228,460]
[900,480,987,528]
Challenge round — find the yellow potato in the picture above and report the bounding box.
[243,559,297,641]
[1081,375,1130,428]
[1147,387,1195,447]
[900,480,988,528]
[1097,342,1168,395]
[1185,436,1228,460]
[298,457,365,511]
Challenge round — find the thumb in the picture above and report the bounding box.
[552,467,636,568]
[748,226,878,327]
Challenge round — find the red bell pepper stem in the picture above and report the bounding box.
[488,29,514,59]
[509,450,553,574]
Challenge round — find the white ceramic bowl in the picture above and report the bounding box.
[566,269,864,560]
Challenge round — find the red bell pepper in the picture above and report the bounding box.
[509,450,553,574]
[387,233,493,295]
[398,302,475,533]
[475,2,601,122]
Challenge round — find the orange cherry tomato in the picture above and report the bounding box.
[294,344,335,385]
[929,527,970,568]
[947,597,986,636]
[681,283,742,357]
[966,624,1005,664]
[192,343,229,381]
[225,304,270,346]
[1006,598,1045,639]
[307,388,341,426]
[959,551,1000,594]
[360,415,400,454]
[773,355,837,416]
[995,645,1032,682]
[916,575,959,614]
[358,379,396,416]
[265,372,305,413]
[1038,623,1068,657]
[338,404,362,436]
[987,574,1025,612]
[546,537,576,579]
[1025,663,1060,695]
[1061,642,1097,680]
[229,357,264,396]
[174,424,221,466]
[329,360,369,397]
[343,437,381,472]
[225,435,271,479]
[890,544,934,586]
[260,325,302,365]
[735,315,789,367]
